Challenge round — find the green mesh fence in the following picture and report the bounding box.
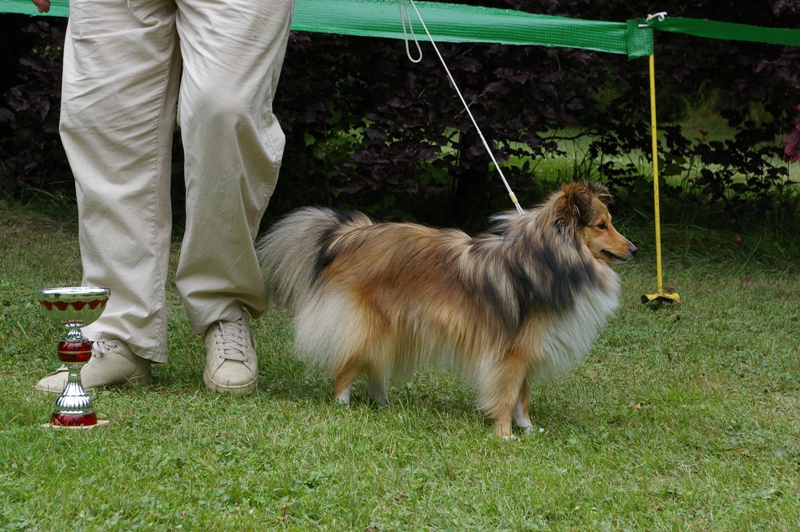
[0,0,798,57]
[0,0,652,58]
[653,17,800,47]
[292,0,652,57]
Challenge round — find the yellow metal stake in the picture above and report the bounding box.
[642,52,680,305]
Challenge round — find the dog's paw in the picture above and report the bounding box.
[368,381,389,406]
[335,389,351,406]
[520,426,546,436]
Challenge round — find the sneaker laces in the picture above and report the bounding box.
[92,340,120,358]
[212,317,252,362]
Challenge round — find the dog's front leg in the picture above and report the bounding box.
[494,417,514,438]
[486,349,529,439]
[512,402,533,434]
[512,379,534,434]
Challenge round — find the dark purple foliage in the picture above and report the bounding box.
[1,1,798,227]
[784,105,800,163]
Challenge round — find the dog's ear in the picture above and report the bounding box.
[585,181,611,205]
[559,182,594,227]
[558,181,612,227]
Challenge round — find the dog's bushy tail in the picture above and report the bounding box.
[256,207,372,313]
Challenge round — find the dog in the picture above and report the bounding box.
[256,181,636,437]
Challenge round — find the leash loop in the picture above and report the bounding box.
[398,0,423,63]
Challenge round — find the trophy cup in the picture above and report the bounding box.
[36,287,111,428]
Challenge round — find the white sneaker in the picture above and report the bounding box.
[203,312,258,393]
[35,340,151,394]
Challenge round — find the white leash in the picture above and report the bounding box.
[398,0,524,215]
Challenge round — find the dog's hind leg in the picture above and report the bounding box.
[367,370,389,406]
[369,378,389,406]
[334,357,363,406]
[331,303,389,406]
[512,377,534,434]
[333,359,389,406]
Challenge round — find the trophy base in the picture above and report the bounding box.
[41,419,111,430]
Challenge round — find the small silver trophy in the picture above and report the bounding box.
[36,287,111,428]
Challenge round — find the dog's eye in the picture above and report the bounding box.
[596,222,607,230]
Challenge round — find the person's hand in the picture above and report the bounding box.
[31,0,51,13]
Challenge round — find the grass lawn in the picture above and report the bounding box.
[1,197,800,530]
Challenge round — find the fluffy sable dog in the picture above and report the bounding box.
[256,181,637,437]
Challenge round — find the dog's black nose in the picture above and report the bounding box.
[630,245,638,256]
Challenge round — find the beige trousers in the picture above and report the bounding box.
[60,0,295,363]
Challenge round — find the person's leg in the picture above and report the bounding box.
[37,0,181,393]
[174,0,294,391]
[174,0,294,329]
[63,0,181,364]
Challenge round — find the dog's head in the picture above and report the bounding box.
[557,182,637,264]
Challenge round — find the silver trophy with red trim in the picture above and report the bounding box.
[36,287,111,428]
